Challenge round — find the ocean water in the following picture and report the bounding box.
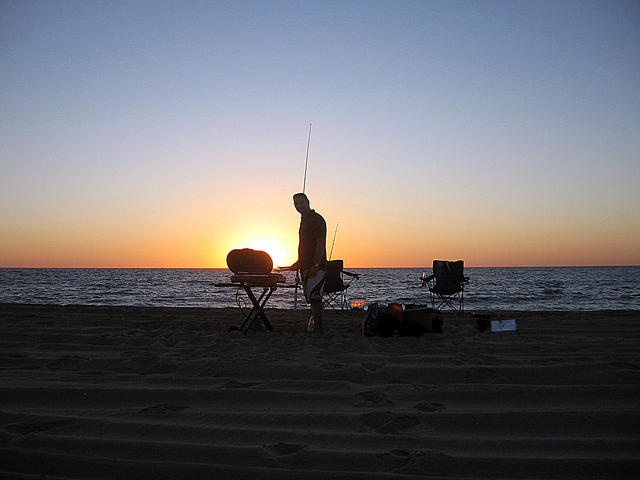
[1,266,639,310]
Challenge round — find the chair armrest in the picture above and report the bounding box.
[420,274,434,287]
[343,270,360,279]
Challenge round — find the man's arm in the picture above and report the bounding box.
[312,237,326,268]
[309,216,327,273]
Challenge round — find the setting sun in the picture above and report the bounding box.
[241,237,294,268]
[212,214,301,270]
[218,228,298,269]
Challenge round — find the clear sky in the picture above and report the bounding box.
[1,0,639,268]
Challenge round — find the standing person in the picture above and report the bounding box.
[289,192,327,332]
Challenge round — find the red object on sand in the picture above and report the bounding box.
[388,302,403,313]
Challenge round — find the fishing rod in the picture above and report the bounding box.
[302,122,312,193]
[300,124,339,261]
[329,222,338,260]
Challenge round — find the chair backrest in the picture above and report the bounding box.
[432,260,465,295]
[323,260,345,293]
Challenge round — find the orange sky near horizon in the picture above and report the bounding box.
[2,185,639,268]
[2,226,638,269]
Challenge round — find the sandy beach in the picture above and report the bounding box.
[1,303,638,479]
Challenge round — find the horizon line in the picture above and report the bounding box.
[1,264,638,269]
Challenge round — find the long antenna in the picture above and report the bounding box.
[329,222,339,260]
[302,122,312,193]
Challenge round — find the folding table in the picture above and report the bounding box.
[215,273,286,334]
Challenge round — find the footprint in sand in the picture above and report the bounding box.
[413,402,445,412]
[46,355,87,368]
[6,419,74,435]
[360,411,419,434]
[361,362,385,372]
[136,404,188,416]
[221,380,262,389]
[539,357,563,365]
[380,448,452,475]
[352,390,395,407]
[609,361,640,371]
[320,362,345,370]
[477,354,499,364]
[464,367,497,382]
[263,443,307,456]
[129,356,177,374]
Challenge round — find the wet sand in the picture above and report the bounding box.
[1,303,639,479]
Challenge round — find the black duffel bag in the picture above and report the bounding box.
[362,303,398,337]
[363,303,442,337]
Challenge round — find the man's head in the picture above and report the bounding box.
[293,192,311,215]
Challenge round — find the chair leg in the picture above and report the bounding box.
[323,289,352,311]
[432,293,464,312]
[323,292,341,311]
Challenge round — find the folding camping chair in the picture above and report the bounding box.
[421,260,469,312]
[322,260,360,310]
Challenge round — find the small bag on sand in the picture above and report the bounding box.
[402,306,443,335]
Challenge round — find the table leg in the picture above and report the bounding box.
[239,286,275,333]
[237,287,266,332]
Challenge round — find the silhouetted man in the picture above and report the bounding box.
[290,192,327,332]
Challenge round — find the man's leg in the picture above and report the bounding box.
[311,299,324,333]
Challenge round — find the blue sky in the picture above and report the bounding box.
[1,0,639,266]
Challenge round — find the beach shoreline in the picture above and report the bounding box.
[1,303,639,478]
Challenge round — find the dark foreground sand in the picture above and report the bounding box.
[1,303,639,479]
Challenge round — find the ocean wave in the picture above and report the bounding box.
[542,288,564,295]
